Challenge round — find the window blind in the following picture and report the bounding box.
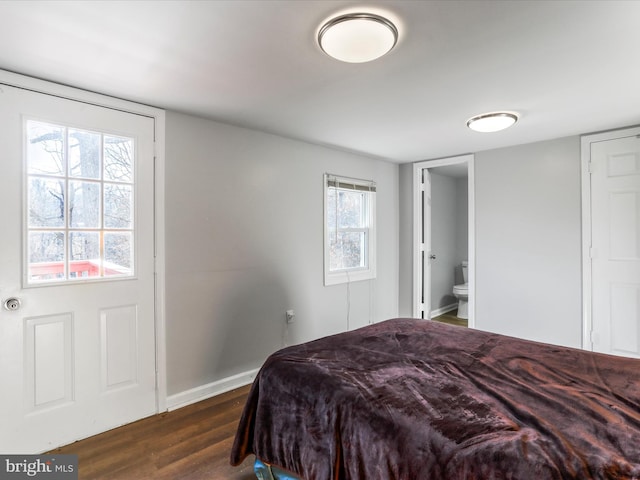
[326,174,376,192]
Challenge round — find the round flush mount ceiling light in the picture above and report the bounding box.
[318,13,398,63]
[466,112,519,133]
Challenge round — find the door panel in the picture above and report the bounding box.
[591,135,640,358]
[100,305,139,391]
[24,314,74,411]
[0,84,156,453]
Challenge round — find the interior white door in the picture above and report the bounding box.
[590,134,640,358]
[422,169,432,319]
[0,84,157,452]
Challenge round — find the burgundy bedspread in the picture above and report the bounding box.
[230,318,640,479]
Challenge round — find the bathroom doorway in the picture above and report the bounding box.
[412,154,475,327]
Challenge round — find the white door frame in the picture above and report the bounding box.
[580,125,640,351]
[413,154,475,327]
[0,69,167,413]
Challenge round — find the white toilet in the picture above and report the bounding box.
[452,261,469,319]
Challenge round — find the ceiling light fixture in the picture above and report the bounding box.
[466,112,519,133]
[318,13,398,63]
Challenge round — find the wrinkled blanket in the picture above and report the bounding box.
[230,318,640,479]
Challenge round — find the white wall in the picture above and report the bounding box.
[399,136,583,348]
[165,112,399,399]
[474,136,582,347]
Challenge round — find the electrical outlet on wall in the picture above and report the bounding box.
[285,310,295,324]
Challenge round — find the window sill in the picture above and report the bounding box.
[324,268,376,286]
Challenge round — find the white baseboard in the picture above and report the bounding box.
[431,303,458,318]
[167,367,260,411]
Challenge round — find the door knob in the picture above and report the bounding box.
[3,297,21,311]
[429,254,436,260]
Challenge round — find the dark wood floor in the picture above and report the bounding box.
[49,385,255,480]
[432,308,468,327]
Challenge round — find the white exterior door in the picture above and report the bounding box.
[0,84,157,452]
[590,133,640,358]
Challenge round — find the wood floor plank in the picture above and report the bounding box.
[48,385,256,479]
[432,309,468,327]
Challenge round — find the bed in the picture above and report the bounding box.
[230,318,640,479]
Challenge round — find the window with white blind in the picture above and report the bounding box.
[324,174,376,286]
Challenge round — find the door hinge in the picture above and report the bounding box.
[419,243,425,252]
[588,161,595,174]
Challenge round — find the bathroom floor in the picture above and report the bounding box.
[432,309,468,328]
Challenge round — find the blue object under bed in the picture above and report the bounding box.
[254,458,301,480]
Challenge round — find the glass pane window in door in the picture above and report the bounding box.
[68,128,101,179]
[104,183,132,229]
[104,232,133,277]
[69,231,101,278]
[27,121,65,176]
[28,231,66,281]
[28,177,65,227]
[69,181,101,228]
[104,135,133,183]
[25,120,136,285]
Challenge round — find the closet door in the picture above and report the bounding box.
[589,133,640,358]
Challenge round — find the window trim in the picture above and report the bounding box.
[323,173,377,286]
